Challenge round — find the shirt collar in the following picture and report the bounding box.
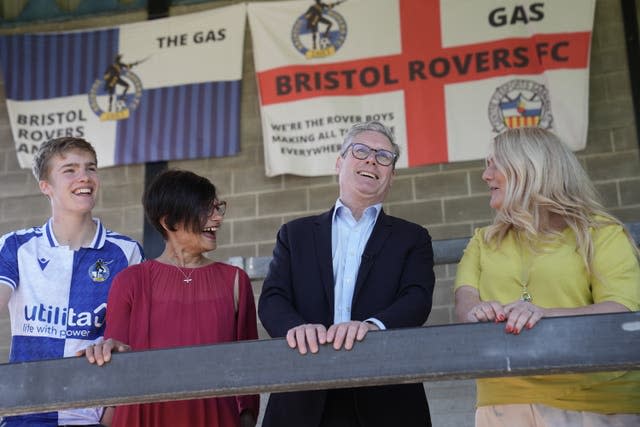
[332,198,382,224]
[44,218,105,249]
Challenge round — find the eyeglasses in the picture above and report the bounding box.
[209,200,227,217]
[343,142,397,167]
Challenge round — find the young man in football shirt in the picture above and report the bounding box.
[0,137,144,426]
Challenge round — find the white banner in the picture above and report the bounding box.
[248,0,595,176]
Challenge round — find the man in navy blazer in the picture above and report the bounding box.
[259,121,435,427]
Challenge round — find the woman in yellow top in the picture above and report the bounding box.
[454,127,640,427]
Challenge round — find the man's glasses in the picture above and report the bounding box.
[210,200,227,217]
[343,142,397,167]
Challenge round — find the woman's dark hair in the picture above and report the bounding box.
[143,169,218,239]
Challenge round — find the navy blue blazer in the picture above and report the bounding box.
[259,208,435,427]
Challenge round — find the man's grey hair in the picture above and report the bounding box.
[340,120,400,167]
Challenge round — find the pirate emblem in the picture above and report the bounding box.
[89,259,112,283]
[88,53,146,121]
[488,79,553,132]
[292,0,348,59]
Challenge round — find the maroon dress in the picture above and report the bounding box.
[105,260,259,427]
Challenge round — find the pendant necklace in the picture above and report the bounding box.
[519,243,533,302]
[174,265,195,284]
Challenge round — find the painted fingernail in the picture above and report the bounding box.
[505,325,512,333]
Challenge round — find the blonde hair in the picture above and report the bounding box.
[484,127,638,272]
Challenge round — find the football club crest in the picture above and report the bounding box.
[292,0,348,59]
[89,259,112,283]
[88,53,145,122]
[488,79,553,133]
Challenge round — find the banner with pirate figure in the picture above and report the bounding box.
[247,0,595,177]
[0,4,246,169]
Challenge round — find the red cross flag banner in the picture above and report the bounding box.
[247,0,595,177]
[0,4,245,169]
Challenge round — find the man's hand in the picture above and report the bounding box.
[286,324,328,355]
[327,320,378,351]
[77,338,131,366]
[286,321,379,354]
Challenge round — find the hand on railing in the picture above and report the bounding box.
[286,320,378,355]
[76,338,131,366]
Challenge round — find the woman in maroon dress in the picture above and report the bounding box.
[85,169,259,427]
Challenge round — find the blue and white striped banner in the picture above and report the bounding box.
[0,4,246,169]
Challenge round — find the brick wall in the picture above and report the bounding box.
[0,1,637,425]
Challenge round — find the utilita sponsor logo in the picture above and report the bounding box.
[23,303,106,328]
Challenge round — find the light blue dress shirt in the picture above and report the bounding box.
[331,199,385,329]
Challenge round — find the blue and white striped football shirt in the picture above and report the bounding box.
[0,218,143,426]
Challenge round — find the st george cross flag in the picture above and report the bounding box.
[0,4,246,169]
[247,0,595,177]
